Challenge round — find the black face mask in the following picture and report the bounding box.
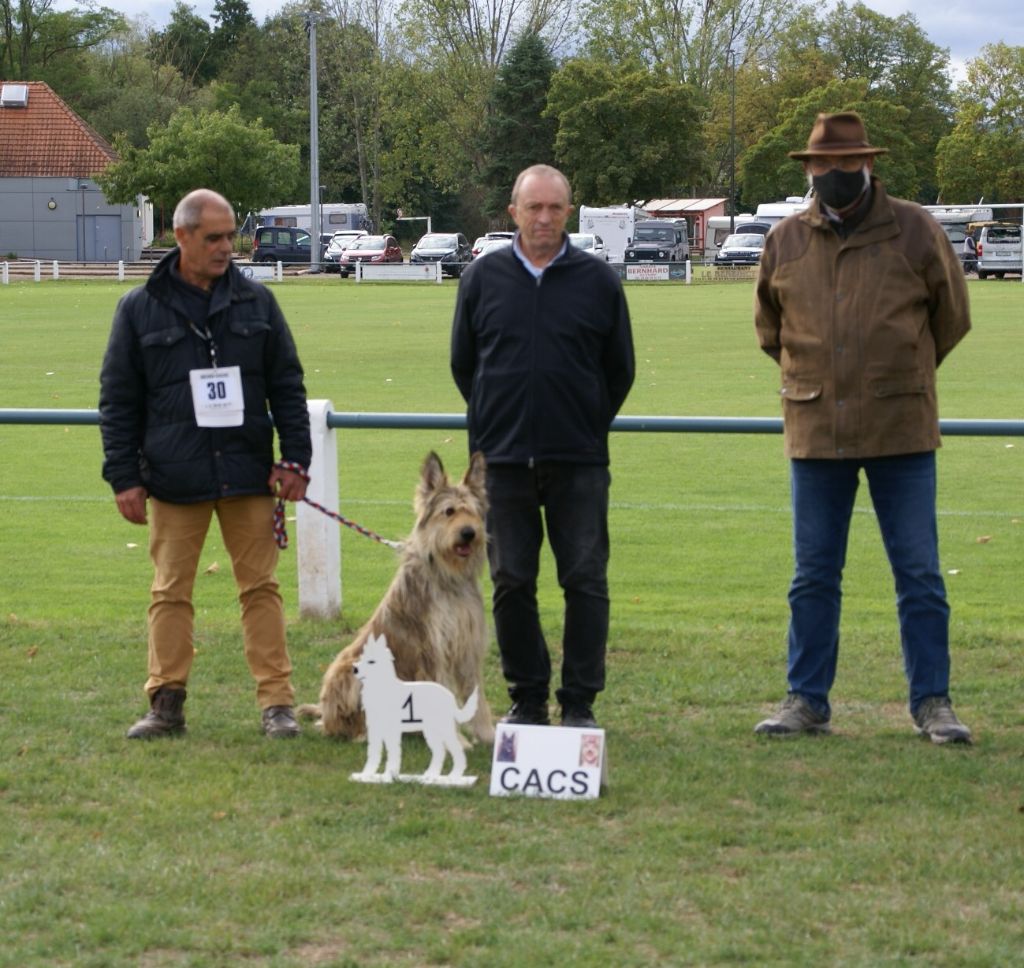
[812,167,868,211]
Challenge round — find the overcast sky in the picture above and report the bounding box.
[66,0,1024,80]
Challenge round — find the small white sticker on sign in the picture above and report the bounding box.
[489,723,607,800]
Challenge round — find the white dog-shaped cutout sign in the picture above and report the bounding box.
[350,633,479,786]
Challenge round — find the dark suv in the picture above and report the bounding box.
[251,226,312,264]
[625,219,690,264]
[410,232,473,277]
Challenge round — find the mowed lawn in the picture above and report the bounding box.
[0,276,1021,967]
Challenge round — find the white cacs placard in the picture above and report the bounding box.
[489,723,607,801]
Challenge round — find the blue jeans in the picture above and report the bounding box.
[485,463,611,708]
[787,452,951,718]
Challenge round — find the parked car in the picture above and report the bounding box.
[624,219,690,264]
[714,233,766,267]
[322,230,369,272]
[474,237,513,258]
[568,233,606,259]
[410,232,472,277]
[471,231,515,257]
[251,226,312,264]
[976,224,1022,280]
[337,234,404,277]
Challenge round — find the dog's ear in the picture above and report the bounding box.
[416,452,447,514]
[421,452,446,489]
[463,451,487,502]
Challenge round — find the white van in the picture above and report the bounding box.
[976,225,1023,280]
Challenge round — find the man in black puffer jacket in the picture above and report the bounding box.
[100,189,311,740]
[451,165,635,730]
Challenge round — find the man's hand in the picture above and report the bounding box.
[268,466,309,502]
[115,486,149,525]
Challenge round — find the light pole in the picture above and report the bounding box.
[306,11,321,272]
[728,48,736,235]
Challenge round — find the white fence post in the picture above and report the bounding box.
[118,260,125,282]
[296,398,341,619]
[52,261,59,280]
[2,263,8,285]
[34,260,41,282]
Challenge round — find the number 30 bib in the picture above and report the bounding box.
[189,366,244,427]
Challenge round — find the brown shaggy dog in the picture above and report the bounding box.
[298,451,494,744]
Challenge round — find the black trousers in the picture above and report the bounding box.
[485,462,611,708]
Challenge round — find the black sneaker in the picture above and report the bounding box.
[500,701,550,726]
[561,704,597,729]
[262,705,300,739]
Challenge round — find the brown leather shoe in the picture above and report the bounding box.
[126,687,187,739]
[262,705,300,739]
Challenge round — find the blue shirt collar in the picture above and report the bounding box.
[512,232,569,280]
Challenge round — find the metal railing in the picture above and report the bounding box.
[2,408,1022,437]
[3,406,1021,619]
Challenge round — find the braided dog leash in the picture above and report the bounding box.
[272,460,402,551]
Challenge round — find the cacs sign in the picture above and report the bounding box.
[489,723,607,801]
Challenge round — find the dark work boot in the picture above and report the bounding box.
[126,687,187,739]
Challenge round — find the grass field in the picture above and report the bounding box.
[1,277,1022,967]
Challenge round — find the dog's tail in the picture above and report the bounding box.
[454,687,479,725]
[295,703,321,721]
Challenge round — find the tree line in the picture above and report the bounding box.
[3,0,1022,239]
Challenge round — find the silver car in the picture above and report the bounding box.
[568,232,606,259]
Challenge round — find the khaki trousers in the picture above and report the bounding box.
[146,495,294,708]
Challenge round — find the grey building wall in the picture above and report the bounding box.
[0,177,149,261]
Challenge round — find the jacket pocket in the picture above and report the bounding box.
[227,317,272,339]
[139,325,187,349]
[870,371,929,397]
[779,381,822,402]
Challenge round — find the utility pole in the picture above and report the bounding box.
[306,11,321,272]
[728,48,736,235]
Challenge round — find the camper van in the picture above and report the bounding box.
[257,203,370,235]
[754,196,811,225]
[577,204,650,263]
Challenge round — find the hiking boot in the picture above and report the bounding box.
[913,697,972,745]
[126,686,187,739]
[561,704,598,729]
[754,693,831,737]
[500,700,550,726]
[262,705,300,739]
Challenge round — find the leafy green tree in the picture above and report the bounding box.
[1,0,123,82]
[149,2,216,86]
[95,103,301,218]
[209,0,256,71]
[209,7,311,200]
[478,31,557,219]
[936,44,1024,203]
[578,0,798,93]
[748,2,953,204]
[739,78,916,206]
[545,59,703,204]
[400,0,574,68]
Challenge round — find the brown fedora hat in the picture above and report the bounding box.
[789,111,888,160]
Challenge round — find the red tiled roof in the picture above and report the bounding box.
[0,81,117,177]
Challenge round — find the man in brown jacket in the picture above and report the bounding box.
[753,111,972,744]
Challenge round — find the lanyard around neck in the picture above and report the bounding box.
[189,321,219,367]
